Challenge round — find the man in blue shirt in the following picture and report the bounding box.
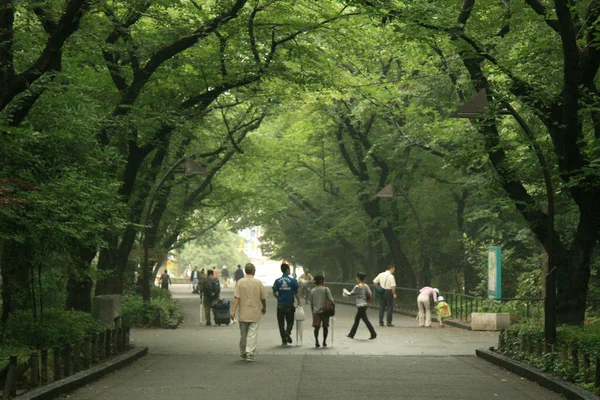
[273,263,301,346]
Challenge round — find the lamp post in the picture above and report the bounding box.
[142,157,209,303]
[450,89,556,344]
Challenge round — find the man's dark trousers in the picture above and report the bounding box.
[277,305,295,341]
[378,290,394,325]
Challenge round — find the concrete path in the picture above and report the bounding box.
[57,284,563,399]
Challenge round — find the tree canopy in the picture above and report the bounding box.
[1,0,599,328]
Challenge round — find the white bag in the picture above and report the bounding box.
[295,305,306,321]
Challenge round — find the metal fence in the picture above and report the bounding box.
[0,326,131,399]
[324,282,588,324]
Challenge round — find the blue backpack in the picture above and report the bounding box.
[207,278,220,298]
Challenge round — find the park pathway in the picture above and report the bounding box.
[57,284,563,400]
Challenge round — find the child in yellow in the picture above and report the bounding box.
[435,296,451,327]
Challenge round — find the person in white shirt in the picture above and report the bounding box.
[373,265,397,327]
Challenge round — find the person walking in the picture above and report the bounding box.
[184,266,191,288]
[190,266,200,294]
[373,265,397,327]
[202,269,221,325]
[310,275,334,348]
[273,263,301,346]
[231,263,268,362]
[343,272,377,340]
[298,269,314,304]
[197,268,208,296]
[417,286,439,327]
[160,269,172,290]
[234,264,244,282]
[221,266,230,287]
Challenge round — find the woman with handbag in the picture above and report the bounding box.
[343,272,377,340]
[309,275,334,348]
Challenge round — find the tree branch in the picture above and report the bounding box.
[523,0,560,32]
[1,0,91,111]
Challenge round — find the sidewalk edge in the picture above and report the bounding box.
[14,347,149,400]
[476,348,599,400]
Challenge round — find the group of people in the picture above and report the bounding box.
[181,265,245,293]
[211,262,451,363]
[230,263,336,362]
[371,265,451,328]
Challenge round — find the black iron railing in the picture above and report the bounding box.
[324,282,594,324]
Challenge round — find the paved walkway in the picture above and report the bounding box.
[58,284,563,399]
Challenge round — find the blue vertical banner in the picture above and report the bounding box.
[487,247,502,299]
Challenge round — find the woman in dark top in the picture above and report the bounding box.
[310,275,334,348]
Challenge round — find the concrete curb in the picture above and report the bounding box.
[476,348,599,400]
[14,347,148,400]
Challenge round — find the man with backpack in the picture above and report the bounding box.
[202,269,221,325]
[273,263,301,346]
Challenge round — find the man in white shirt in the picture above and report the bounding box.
[231,263,268,362]
[373,265,397,327]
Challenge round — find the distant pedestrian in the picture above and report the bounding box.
[198,268,208,296]
[273,263,301,346]
[184,267,191,284]
[231,263,268,362]
[190,266,200,294]
[221,266,230,287]
[310,274,334,348]
[212,267,218,279]
[160,269,172,290]
[234,265,244,282]
[202,270,221,325]
[435,295,451,327]
[373,265,397,327]
[343,272,376,340]
[417,286,439,327]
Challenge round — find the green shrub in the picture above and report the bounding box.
[501,321,600,395]
[121,290,183,328]
[0,308,102,349]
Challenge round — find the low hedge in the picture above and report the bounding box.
[121,287,183,328]
[501,321,600,394]
[0,308,102,350]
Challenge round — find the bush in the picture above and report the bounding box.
[0,308,102,349]
[121,289,183,328]
[501,321,600,395]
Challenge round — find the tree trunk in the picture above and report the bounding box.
[555,220,596,325]
[65,246,97,312]
[1,239,31,322]
[95,233,122,295]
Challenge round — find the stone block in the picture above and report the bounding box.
[471,312,511,331]
[93,295,122,329]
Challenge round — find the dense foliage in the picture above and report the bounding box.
[1,0,600,347]
[121,287,183,328]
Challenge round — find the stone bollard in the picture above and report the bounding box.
[30,352,39,386]
[73,342,81,373]
[105,329,112,357]
[83,337,91,369]
[583,354,590,383]
[53,348,62,381]
[91,334,99,363]
[98,331,105,361]
[2,356,18,400]
[62,345,71,378]
[41,349,48,384]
